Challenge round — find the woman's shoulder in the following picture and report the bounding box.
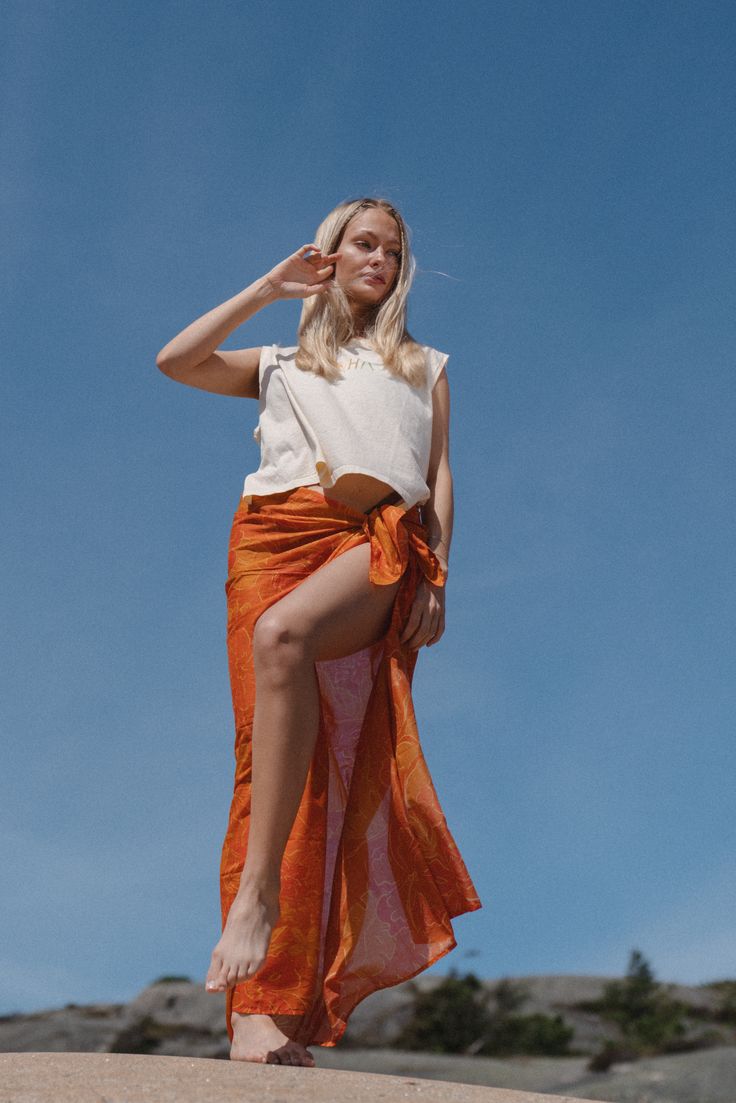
[414,342,450,389]
[264,340,449,390]
[260,343,299,363]
[262,342,297,354]
[264,338,448,357]
[414,339,449,358]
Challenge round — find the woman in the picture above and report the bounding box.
[156,197,481,1068]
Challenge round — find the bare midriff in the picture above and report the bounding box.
[303,472,403,516]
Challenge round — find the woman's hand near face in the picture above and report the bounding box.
[264,243,340,300]
[156,244,338,395]
[399,577,446,649]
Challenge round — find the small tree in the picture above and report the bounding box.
[493,976,529,1015]
[394,970,493,1054]
[598,949,687,1054]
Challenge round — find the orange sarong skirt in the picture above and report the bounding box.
[220,484,482,1048]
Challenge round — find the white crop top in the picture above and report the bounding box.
[241,339,449,511]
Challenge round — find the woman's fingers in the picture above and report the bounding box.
[299,246,341,268]
[293,249,337,287]
[265,246,340,299]
[399,582,446,649]
[399,605,420,645]
[401,605,440,649]
[298,244,335,260]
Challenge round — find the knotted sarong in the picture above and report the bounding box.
[220,484,482,1048]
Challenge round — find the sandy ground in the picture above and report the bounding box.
[0,1052,599,1103]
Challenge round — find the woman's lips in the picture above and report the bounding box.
[363,274,385,284]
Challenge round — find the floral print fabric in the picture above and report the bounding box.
[220,484,482,1047]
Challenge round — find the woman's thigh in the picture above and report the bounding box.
[254,542,402,663]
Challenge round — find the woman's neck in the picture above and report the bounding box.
[350,307,377,341]
[351,320,373,340]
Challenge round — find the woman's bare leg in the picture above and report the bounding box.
[205,540,401,1064]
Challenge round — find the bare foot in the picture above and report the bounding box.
[230,1011,315,1066]
[205,883,280,991]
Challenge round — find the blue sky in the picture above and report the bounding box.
[2,0,734,1015]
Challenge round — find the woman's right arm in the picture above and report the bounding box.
[156,277,275,398]
[155,244,340,398]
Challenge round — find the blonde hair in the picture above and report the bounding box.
[295,197,427,387]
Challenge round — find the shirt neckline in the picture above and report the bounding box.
[341,339,383,364]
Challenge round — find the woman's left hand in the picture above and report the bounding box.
[399,577,446,649]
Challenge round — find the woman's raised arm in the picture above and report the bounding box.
[155,244,340,398]
[156,276,273,398]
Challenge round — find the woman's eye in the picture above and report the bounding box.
[355,240,400,259]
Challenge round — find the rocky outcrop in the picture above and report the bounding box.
[0,973,731,1059]
[1,978,735,1103]
[0,1002,128,1055]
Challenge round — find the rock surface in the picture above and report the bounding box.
[0,1052,600,1103]
[2,973,729,1059]
[315,1044,736,1102]
[2,975,734,1102]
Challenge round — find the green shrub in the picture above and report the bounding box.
[395,970,574,1056]
[704,980,736,1025]
[493,977,529,1015]
[587,949,690,1069]
[394,971,492,1054]
[598,949,687,1053]
[477,1011,574,1056]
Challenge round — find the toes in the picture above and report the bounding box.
[270,1045,298,1066]
[284,1042,311,1066]
[205,951,222,981]
[226,963,258,989]
[205,955,227,992]
[225,964,256,989]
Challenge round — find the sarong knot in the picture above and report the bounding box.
[362,503,447,588]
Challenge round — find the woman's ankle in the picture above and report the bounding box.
[235,873,281,903]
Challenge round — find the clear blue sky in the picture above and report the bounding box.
[2,0,734,1015]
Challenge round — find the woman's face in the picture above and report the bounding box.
[332,207,402,310]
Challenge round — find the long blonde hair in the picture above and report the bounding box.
[295,197,427,387]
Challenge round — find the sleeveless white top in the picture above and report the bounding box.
[241,339,449,510]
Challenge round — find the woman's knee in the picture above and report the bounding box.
[252,608,312,671]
